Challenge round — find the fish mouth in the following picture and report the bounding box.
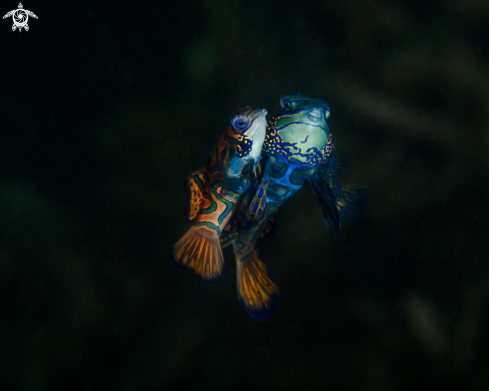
[249,109,267,139]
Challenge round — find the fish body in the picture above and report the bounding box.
[228,95,366,319]
[263,95,333,167]
[174,107,267,282]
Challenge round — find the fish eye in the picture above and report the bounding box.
[282,100,292,111]
[231,115,249,130]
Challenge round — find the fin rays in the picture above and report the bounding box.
[237,249,281,319]
[174,227,224,283]
[311,154,368,235]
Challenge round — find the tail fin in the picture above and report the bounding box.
[237,249,281,319]
[173,226,224,283]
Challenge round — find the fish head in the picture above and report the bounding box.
[230,106,268,159]
[263,94,333,167]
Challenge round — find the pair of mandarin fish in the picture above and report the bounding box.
[173,94,367,320]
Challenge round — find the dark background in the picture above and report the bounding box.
[2,0,489,389]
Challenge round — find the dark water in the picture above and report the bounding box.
[2,0,489,389]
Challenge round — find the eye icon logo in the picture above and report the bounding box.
[3,3,37,32]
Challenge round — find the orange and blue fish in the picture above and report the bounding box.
[173,107,268,283]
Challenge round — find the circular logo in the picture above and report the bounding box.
[13,9,27,28]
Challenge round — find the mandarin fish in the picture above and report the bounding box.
[223,95,367,319]
[173,107,267,282]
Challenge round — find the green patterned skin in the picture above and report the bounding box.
[263,95,333,167]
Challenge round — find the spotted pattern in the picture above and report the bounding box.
[232,133,253,158]
[263,115,333,167]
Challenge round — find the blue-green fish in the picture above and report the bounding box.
[224,95,367,319]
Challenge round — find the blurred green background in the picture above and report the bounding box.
[2,0,489,389]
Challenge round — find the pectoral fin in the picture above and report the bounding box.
[320,155,368,233]
[333,187,368,230]
[309,171,342,234]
